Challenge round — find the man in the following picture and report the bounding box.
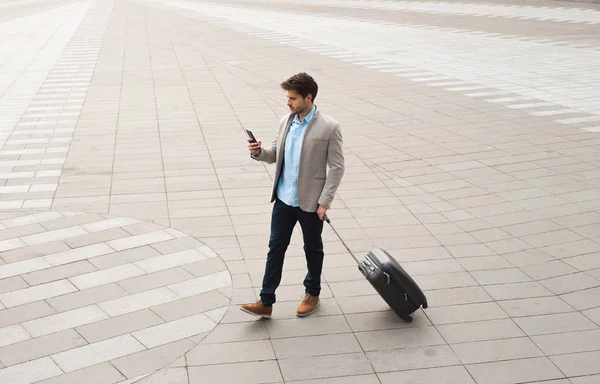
[240,72,345,318]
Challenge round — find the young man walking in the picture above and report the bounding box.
[240,72,345,318]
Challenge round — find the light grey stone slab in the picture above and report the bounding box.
[131,312,215,348]
[266,314,352,339]
[271,333,361,359]
[367,345,461,373]
[551,351,600,376]
[437,319,525,344]
[450,337,544,364]
[0,357,62,384]
[466,357,565,384]
[111,339,194,379]
[278,352,374,382]
[378,366,476,384]
[188,361,282,384]
[51,334,146,373]
[355,326,445,351]
[0,329,87,367]
[532,329,600,355]
[514,312,599,336]
[75,309,164,343]
[36,362,126,384]
[186,339,275,366]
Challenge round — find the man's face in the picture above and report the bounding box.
[286,90,311,114]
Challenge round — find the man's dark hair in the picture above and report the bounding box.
[281,72,318,102]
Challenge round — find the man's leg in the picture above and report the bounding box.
[259,198,297,306]
[298,209,324,297]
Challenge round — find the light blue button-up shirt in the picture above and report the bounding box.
[276,106,316,207]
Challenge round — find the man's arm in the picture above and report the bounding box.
[252,135,277,164]
[318,124,345,210]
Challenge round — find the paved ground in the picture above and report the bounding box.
[1,0,600,383]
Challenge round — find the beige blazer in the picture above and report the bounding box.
[253,108,345,212]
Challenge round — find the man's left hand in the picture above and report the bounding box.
[317,205,327,221]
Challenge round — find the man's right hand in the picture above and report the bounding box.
[248,138,262,155]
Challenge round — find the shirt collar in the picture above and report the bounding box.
[293,105,316,125]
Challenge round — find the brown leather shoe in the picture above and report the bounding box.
[240,301,272,318]
[297,293,320,317]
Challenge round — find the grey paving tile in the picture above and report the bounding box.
[117,267,194,294]
[181,257,229,278]
[272,333,362,359]
[437,319,524,344]
[134,367,188,384]
[22,304,108,338]
[450,337,543,364]
[36,362,125,384]
[188,361,282,384]
[51,334,146,373]
[444,244,496,259]
[425,302,508,325]
[88,246,162,269]
[456,256,512,271]
[484,237,533,254]
[21,260,97,286]
[131,311,216,348]
[415,271,478,290]
[0,276,29,295]
[0,300,57,328]
[0,357,63,384]
[0,223,46,242]
[532,329,600,356]
[521,260,578,280]
[560,287,600,311]
[186,339,275,366]
[278,352,374,382]
[378,366,476,384]
[563,252,600,271]
[551,351,600,376]
[0,324,30,348]
[423,286,492,306]
[0,280,79,310]
[286,375,380,384]
[541,272,600,295]
[483,281,553,300]
[40,213,105,231]
[345,310,431,332]
[111,339,194,379]
[0,240,70,263]
[570,374,600,384]
[63,228,130,248]
[466,357,565,384]
[499,296,575,317]
[201,322,269,344]
[47,283,128,312]
[266,314,352,339]
[355,326,445,352]
[367,345,461,373]
[75,309,164,343]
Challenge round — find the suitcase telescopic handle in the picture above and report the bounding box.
[323,214,361,264]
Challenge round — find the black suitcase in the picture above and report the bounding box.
[324,215,428,322]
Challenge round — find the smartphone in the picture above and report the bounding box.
[245,129,257,143]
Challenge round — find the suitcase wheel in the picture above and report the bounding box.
[401,315,413,323]
[422,301,428,309]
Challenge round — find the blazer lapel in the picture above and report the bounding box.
[300,108,320,157]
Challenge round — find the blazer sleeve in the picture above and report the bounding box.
[252,133,277,164]
[318,123,345,209]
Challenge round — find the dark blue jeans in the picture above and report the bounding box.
[260,197,324,306]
